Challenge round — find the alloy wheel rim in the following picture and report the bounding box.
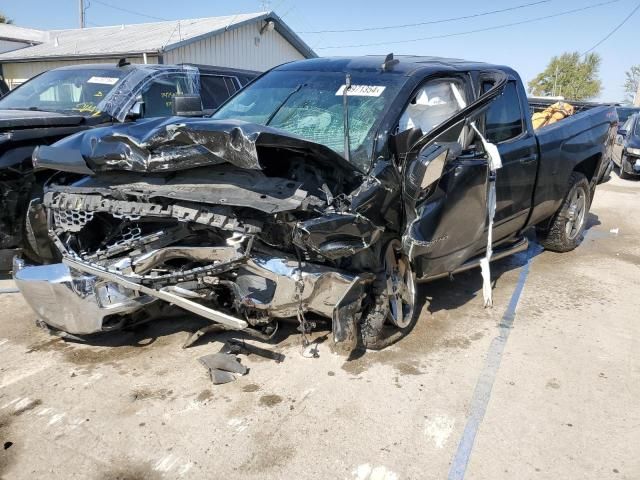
[565,186,587,240]
[385,240,416,328]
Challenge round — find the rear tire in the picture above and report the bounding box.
[537,172,590,252]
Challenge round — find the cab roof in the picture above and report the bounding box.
[275,55,513,78]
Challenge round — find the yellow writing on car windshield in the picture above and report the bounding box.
[73,102,99,114]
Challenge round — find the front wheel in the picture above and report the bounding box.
[361,240,418,350]
[537,172,590,252]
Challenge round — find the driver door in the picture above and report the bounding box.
[399,73,509,280]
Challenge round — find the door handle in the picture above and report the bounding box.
[519,154,538,165]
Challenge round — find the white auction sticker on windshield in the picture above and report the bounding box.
[87,76,119,85]
[335,85,386,97]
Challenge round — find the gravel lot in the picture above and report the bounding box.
[0,174,638,480]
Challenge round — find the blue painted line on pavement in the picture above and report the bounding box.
[448,242,540,480]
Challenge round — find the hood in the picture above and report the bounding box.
[0,109,86,130]
[37,117,361,175]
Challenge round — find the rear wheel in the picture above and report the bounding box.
[537,172,590,252]
[361,240,418,350]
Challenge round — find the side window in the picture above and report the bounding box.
[200,75,233,110]
[622,117,633,133]
[482,81,524,143]
[141,73,190,118]
[398,79,467,136]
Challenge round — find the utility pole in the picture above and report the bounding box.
[79,0,85,28]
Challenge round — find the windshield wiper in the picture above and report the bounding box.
[265,84,304,126]
[5,107,54,113]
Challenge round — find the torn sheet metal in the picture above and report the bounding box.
[199,353,247,374]
[293,213,384,260]
[198,353,247,385]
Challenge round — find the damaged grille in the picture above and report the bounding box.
[45,192,252,232]
[106,225,143,246]
[53,208,94,233]
[44,190,260,286]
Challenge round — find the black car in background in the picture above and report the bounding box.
[0,62,258,268]
[613,112,640,179]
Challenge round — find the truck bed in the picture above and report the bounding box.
[526,102,617,228]
[528,98,618,116]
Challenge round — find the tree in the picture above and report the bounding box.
[623,65,640,105]
[528,52,602,101]
[0,12,12,24]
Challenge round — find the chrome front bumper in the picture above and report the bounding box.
[14,252,371,343]
[13,258,154,334]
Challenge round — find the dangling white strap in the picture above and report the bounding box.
[471,124,502,307]
[450,82,503,307]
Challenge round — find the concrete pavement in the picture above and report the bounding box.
[0,174,638,480]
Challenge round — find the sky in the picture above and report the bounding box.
[2,0,638,102]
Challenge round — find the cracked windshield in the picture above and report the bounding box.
[213,70,406,171]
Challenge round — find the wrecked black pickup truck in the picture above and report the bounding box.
[0,62,257,269]
[14,56,616,351]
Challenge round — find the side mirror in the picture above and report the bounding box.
[172,94,203,117]
[404,143,448,200]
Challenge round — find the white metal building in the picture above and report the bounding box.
[0,12,316,88]
[0,24,47,55]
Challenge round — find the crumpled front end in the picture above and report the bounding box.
[17,121,395,348]
[15,216,369,340]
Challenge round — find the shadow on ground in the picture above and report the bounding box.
[423,216,598,316]
[38,218,600,357]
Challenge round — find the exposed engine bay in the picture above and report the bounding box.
[17,119,413,351]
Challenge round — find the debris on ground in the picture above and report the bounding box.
[223,339,286,363]
[198,353,247,385]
